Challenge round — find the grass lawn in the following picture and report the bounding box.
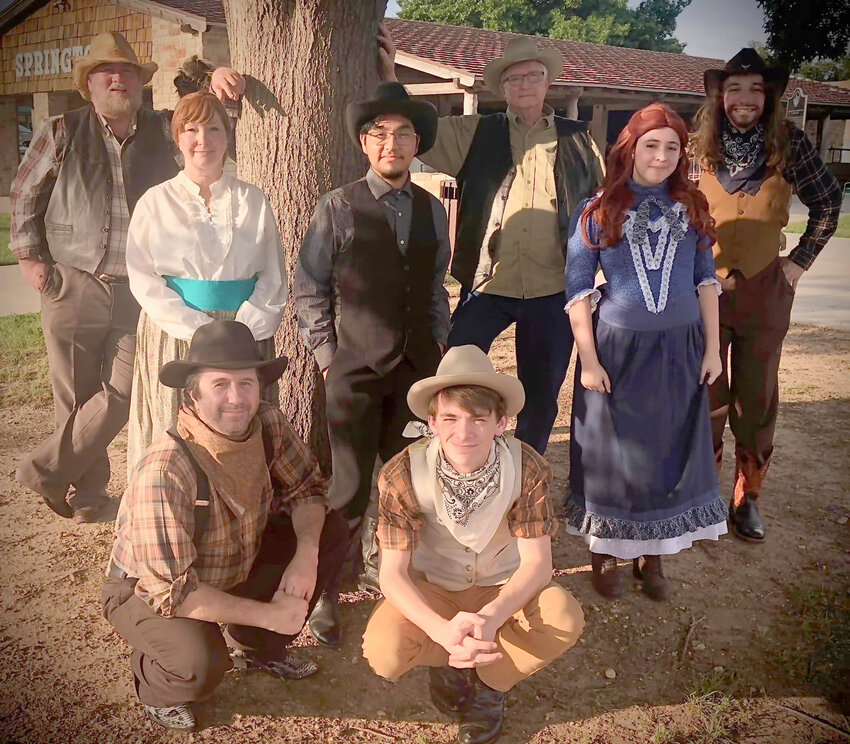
[0,312,50,408]
[0,214,13,265]
[785,212,850,237]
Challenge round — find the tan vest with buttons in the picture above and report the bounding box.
[699,170,792,278]
[408,435,524,592]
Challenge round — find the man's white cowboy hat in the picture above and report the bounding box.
[483,37,563,95]
[73,32,157,100]
[407,345,525,420]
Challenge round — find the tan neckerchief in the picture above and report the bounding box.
[176,405,269,518]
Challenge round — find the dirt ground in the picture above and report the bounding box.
[1,322,848,744]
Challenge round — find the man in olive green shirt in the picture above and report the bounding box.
[379,27,603,454]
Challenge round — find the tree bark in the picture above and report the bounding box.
[222,0,386,472]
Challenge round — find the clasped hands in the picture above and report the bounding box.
[434,612,503,669]
[264,551,318,636]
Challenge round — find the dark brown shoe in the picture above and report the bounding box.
[591,552,623,598]
[729,493,765,543]
[633,555,669,601]
[429,666,472,715]
[458,677,504,744]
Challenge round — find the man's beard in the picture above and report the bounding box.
[92,89,142,118]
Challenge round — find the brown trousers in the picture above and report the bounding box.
[102,510,348,707]
[708,257,794,471]
[362,580,584,693]
[16,264,139,515]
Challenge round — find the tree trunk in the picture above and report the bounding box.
[222,0,385,472]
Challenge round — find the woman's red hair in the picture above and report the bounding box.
[581,103,715,248]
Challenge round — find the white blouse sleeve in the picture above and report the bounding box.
[234,191,288,341]
[126,192,214,342]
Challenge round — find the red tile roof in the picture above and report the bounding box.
[386,18,850,108]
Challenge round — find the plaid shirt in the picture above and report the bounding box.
[108,402,327,617]
[782,125,841,270]
[10,111,136,275]
[377,439,558,552]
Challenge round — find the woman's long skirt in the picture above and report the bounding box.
[564,291,728,559]
[127,310,277,480]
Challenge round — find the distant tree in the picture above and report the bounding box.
[797,57,850,83]
[398,0,691,52]
[757,0,850,69]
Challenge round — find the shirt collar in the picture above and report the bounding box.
[506,104,555,129]
[175,169,232,198]
[366,168,413,201]
[96,111,137,139]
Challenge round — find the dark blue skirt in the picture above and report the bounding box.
[565,290,727,558]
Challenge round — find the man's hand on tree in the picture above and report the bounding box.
[377,20,398,82]
[19,258,49,292]
[210,67,246,101]
[265,591,309,635]
[277,550,318,601]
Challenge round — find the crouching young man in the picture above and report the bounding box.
[362,346,584,744]
[102,321,347,730]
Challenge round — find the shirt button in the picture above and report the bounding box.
[466,577,473,584]
[400,239,406,245]
[465,547,472,553]
[465,565,472,571]
[102,227,108,232]
[738,210,744,215]
[100,243,106,249]
[398,211,403,217]
[105,210,110,215]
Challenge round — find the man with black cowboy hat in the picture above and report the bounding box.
[102,320,347,731]
[294,81,451,647]
[10,31,245,523]
[362,345,584,744]
[691,48,841,542]
[378,24,604,455]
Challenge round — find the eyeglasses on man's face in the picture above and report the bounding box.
[502,70,546,87]
[366,129,417,145]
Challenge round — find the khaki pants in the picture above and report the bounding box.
[362,580,584,692]
[16,264,139,515]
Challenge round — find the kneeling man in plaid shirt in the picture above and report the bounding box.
[102,321,346,731]
[362,346,585,744]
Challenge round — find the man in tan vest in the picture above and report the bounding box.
[362,346,584,744]
[692,49,841,542]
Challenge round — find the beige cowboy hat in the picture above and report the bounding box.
[73,32,157,100]
[407,345,525,420]
[483,37,563,95]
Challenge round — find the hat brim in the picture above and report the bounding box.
[159,355,289,389]
[407,372,526,421]
[73,57,158,99]
[483,47,562,95]
[703,65,790,95]
[345,97,438,155]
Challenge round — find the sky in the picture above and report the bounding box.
[384,0,768,61]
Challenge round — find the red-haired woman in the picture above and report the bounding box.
[563,103,727,601]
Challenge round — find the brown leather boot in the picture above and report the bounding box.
[591,552,623,598]
[729,448,769,543]
[633,555,669,601]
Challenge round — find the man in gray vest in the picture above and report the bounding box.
[378,25,604,454]
[9,32,244,522]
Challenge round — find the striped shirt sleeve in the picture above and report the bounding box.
[508,443,559,539]
[377,449,423,552]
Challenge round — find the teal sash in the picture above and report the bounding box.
[164,276,257,312]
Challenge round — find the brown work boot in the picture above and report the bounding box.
[591,552,623,598]
[730,448,769,543]
[633,555,669,601]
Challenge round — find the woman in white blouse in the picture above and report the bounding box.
[126,91,287,476]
